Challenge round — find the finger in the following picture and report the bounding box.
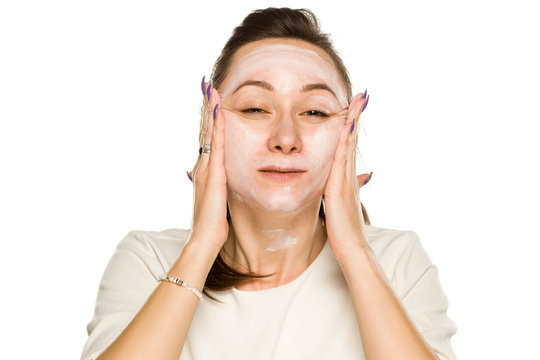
[345,93,365,126]
[199,86,221,175]
[203,86,221,148]
[353,92,369,155]
[346,93,368,179]
[203,91,217,147]
[200,75,207,97]
[330,94,365,181]
[329,117,354,186]
[208,102,225,172]
[193,79,211,181]
[339,94,363,174]
[357,172,373,188]
[199,81,212,147]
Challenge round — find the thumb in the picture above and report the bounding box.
[357,171,373,188]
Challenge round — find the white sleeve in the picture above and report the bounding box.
[80,231,167,360]
[395,232,458,360]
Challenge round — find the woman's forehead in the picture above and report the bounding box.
[222,39,347,103]
[233,38,335,66]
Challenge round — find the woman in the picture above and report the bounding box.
[81,7,457,360]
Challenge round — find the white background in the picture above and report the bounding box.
[1,0,538,358]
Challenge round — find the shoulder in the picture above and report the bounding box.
[364,224,425,258]
[81,229,191,360]
[99,228,192,284]
[118,228,191,253]
[115,228,191,269]
[363,224,434,296]
[89,228,192,309]
[364,225,457,358]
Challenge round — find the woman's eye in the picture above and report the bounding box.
[303,110,329,117]
[240,108,330,117]
[242,108,266,114]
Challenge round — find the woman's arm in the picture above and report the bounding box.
[96,239,219,360]
[323,92,449,359]
[95,80,228,360]
[337,240,439,360]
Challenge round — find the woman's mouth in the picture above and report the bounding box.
[257,167,307,182]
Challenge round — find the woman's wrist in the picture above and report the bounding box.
[168,238,221,290]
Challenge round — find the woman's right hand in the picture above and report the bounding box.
[187,77,229,251]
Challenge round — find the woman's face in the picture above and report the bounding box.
[219,38,349,213]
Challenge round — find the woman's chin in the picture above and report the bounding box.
[247,192,318,215]
[258,198,302,213]
[228,183,323,215]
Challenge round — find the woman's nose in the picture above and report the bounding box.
[267,117,303,154]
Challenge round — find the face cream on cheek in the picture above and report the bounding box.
[224,113,259,201]
[300,119,343,190]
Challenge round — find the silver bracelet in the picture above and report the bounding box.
[158,275,203,302]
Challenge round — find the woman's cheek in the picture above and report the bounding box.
[307,121,342,182]
[224,114,262,192]
[224,115,246,183]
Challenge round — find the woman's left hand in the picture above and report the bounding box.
[323,91,371,263]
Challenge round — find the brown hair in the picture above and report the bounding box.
[202,7,371,302]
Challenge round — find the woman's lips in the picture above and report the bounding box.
[257,167,307,182]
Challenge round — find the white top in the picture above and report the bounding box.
[81,225,457,360]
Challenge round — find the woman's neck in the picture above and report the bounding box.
[221,196,327,291]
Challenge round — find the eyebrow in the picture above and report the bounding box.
[232,80,338,100]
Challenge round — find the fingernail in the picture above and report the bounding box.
[186,171,193,182]
[362,89,368,99]
[213,104,218,120]
[201,76,206,95]
[363,171,373,186]
[206,83,211,101]
[350,118,355,134]
[361,94,370,112]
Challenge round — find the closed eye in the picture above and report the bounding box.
[303,110,329,117]
[242,108,266,113]
[241,108,330,117]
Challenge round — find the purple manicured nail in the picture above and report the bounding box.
[206,83,211,101]
[213,104,218,120]
[350,118,355,134]
[361,95,370,112]
[362,89,367,99]
[186,171,192,182]
[363,171,373,186]
[201,76,206,96]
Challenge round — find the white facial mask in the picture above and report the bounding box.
[221,42,348,213]
[221,43,348,104]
